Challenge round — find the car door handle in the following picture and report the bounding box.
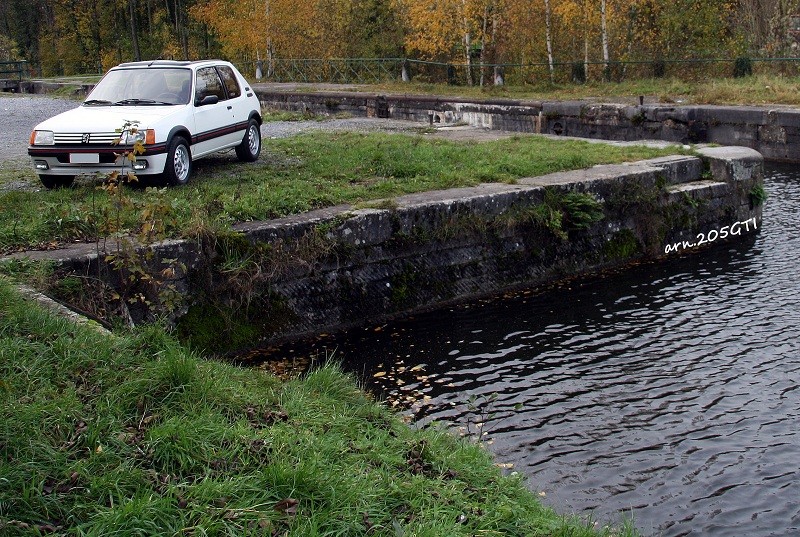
[227,105,232,110]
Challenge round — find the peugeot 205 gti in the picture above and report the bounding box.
[28,59,262,188]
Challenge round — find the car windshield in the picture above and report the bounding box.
[85,67,192,106]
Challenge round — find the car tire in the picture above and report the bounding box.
[235,119,261,162]
[164,136,192,186]
[39,175,74,189]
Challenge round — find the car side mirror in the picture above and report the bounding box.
[195,95,219,106]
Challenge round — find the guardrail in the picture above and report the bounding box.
[0,60,28,81]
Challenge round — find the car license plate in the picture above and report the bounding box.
[70,153,100,164]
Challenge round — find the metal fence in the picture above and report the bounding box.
[18,56,800,85]
[249,57,800,86]
[0,60,28,80]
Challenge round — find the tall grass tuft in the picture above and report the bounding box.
[0,277,637,536]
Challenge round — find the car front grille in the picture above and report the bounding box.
[54,132,122,145]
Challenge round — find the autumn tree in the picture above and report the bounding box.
[397,0,508,84]
[738,0,800,55]
[0,0,781,81]
[192,0,383,69]
[0,0,49,64]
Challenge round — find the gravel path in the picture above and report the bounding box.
[0,95,81,162]
[0,92,675,185]
[0,94,428,190]
[0,94,424,162]
[260,116,423,139]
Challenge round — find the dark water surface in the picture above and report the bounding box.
[258,163,800,536]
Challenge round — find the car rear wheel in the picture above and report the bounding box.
[235,119,261,162]
[39,175,74,189]
[164,136,192,186]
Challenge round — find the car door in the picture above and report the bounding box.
[215,64,250,136]
[191,66,239,157]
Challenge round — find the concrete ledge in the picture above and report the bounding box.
[4,148,764,348]
[697,146,764,183]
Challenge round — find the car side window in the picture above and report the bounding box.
[195,67,226,103]
[216,66,241,99]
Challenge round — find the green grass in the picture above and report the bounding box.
[0,277,637,535]
[344,73,800,106]
[33,71,800,105]
[0,131,684,252]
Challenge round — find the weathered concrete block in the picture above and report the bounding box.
[697,146,763,183]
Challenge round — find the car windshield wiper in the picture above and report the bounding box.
[114,98,174,106]
[83,99,113,106]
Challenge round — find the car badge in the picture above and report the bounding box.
[81,133,91,144]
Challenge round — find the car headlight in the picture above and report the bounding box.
[31,130,54,145]
[120,129,155,145]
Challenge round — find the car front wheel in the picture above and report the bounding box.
[164,136,192,186]
[235,119,261,162]
[39,175,74,189]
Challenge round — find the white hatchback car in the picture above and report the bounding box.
[28,59,262,188]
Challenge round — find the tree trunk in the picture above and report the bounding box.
[583,0,589,82]
[462,0,472,86]
[544,0,554,83]
[265,0,274,77]
[267,39,275,78]
[128,0,141,62]
[622,5,636,80]
[601,0,609,78]
[479,4,489,86]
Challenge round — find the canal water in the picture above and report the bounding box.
[257,163,799,536]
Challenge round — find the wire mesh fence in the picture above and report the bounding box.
[0,60,29,80]
[15,56,800,85]
[250,57,800,86]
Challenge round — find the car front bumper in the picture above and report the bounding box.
[28,145,168,177]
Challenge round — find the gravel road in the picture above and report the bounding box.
[0,94,423,164]
[0,95,81,162]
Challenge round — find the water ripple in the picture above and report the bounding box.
[261,163,800,536]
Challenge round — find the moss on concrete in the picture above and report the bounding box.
[604,229,641,260]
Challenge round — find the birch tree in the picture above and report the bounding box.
[544,0,554,82]
[600,0,609,77]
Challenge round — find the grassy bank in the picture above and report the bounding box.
[29,72,800,106]
[342,74,800,106]
[0,277,635,535]
[0,131,683,252]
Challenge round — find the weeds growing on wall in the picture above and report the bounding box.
[750,184,767,207]
[45,120,187,327]
[497,188,605,240]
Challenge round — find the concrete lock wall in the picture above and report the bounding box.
[215,148,762,343]
[257,90,800,162]
[42,146,757,347]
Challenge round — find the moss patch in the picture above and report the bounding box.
[604,229,641,260]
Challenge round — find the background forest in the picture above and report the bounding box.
[2,0,800,82]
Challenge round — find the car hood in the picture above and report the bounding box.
[33,104,188,133]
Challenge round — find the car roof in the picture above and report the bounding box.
[114,60,230,70]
